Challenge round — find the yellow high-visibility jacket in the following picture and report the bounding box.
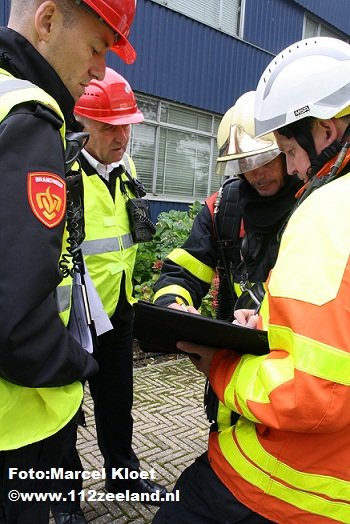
[208,168,350,523]
[81,154,138,317]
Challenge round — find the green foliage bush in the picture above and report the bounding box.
[133,201,218,317]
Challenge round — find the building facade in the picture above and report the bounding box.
[2,0,350,220]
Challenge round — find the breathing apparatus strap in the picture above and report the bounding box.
[213,179,242,321]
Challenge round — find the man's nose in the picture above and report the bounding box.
[253,167,266,179]
[113,125,130,139]
[90,55,106,81]
[286,159,296,176]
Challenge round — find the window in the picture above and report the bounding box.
[150,0,242,38]
[303,15,347,41]
[129,94,222,201]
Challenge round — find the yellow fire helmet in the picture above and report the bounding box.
[216,91,280,178]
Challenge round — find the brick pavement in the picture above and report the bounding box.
[53,357,209,523]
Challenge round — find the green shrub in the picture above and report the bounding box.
[133,201,218,317]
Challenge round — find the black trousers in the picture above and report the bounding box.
[89,306,139,479]
[50,416,83,514]
[0,417,77,524]
[152,453,274,524]
[51,297,140,511]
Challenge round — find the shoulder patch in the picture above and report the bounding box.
[27,172,66,228]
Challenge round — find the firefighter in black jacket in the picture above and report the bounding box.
[0,1,136,523]
[153,90,302,449]
[153,91,302,320]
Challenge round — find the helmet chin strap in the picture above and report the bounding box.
[308,140,343,178]
[279,119,317,175]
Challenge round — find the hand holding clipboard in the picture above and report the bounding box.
[133,300,268,356]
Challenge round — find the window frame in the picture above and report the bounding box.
[149,0,244,39]
[129,93,222,203]
[303,13,348,42]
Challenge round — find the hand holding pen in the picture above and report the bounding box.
[233,308,259,329]
[175,296,189,311]
[168,296,201,315]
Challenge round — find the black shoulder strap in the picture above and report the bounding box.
[119,168,147,199]
[214,177,242,268]
[213,177,242,321]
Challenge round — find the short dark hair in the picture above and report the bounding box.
[57,0,80,26]
[9,0,79,26]
[278,117,318,167]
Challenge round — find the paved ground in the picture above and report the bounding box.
[53,357,209,523]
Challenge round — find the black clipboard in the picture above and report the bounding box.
[133,300,269,356]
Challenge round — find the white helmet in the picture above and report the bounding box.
[255,37,350,137]
[216,91,279,177]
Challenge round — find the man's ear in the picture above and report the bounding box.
[314,119,338,147]
[34,1,58,43]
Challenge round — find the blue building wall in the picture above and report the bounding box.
[1,0,350,115]
[244,0,305,54]
[1,0,350,220]
[109,0,274,115]
[2,2,9,25]
[294,0,350,35]
[148,200,190,224]
[110,0,350,115]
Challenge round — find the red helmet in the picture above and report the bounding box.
[74,67,144,125]
[81,0,137,64]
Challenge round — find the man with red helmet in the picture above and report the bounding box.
[76,66,167,511]
[52,68,167,523]
[0,1,136,523]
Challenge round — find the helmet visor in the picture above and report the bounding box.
[216,148,280,177]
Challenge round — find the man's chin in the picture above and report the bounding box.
[73,85,87,102]
[256,187,272,197]
[111,150,125,162]
[106,154,124,164]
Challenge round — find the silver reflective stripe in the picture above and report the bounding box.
[0,78,37,96]
[255,114,286,137]
[82,237,120,255]
[56,285,71,313]
[121,233,134,249]
[81,234,135,255]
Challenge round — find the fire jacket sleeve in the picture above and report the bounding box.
[0,105,98,388]
[153,203,217,308]
[209,176,350,433]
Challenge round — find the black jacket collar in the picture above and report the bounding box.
[79,153,97,177]
[0,27,75,125]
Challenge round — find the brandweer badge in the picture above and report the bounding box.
[27,172,66,228]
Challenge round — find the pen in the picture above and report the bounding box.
[253,304,261,315]
[175,296,188,312]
